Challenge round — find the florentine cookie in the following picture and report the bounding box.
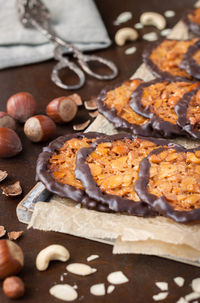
[130,79,200,137]
[143,38,198,80]
[75,134,178,217]
[97,79,156,136]
[180,39,200,80]
[183,8,200,36]
[135,146,200,222]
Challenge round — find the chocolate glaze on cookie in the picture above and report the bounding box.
[75,133,179,217]
[130,79,199,137]
[183,8,200,36]
[97,79,158,137]
[135,146,200,223]
[36,132,111,213]
[180,39,200,80]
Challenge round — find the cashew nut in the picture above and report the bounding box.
[36,244,70,271]
[140,12,166,30]
[115,27,138,46]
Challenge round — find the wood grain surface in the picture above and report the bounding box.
[0,0,199,302]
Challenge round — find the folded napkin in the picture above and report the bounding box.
[0,0,111,69]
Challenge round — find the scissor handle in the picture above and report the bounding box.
[51,56,85,90]
[77,54,118,80]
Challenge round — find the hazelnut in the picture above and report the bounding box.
[7,92,36,123]
[3,276,25,299]
[0,127,22,158]
[0,240,24,279]
[24,115,56,142]
[46,96,78,123]
[0,112,16,130]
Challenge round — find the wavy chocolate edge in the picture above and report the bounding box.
[97,80,159,137]
[142,39,192,81]
[135,146,200,223]
[75,133,180,217]
[130,79,189,138]
[183,8,200,36]
[175,89,200,139]
[180,39,200,80]
[36,132,111,213]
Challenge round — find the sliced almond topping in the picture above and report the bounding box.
[1,181,22,196]
[155,282,168,291]
[185,292,200,301]
[90,283,105,296]
[107,271,129,285]
[0,226,6,238]
[0,170,8,182]
[87,255,99,262]
[107,285,115,294]
[164,10,175,18]
[49,284,78,301]
[8,230,23,240]
[89,110,98,118]
[153,292,168,301]
[192,278,200,293]
[70,93,83,106]
[84,97,97,110]
[73,120,90,131]
[174,277,185,287]
[143,32,158,41]
[66,263,97,276]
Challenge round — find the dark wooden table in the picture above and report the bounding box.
[0,0,199,302]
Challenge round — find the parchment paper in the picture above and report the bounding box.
[28,17,200,266]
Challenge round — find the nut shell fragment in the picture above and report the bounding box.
[8,231,23,241]
[1,181,22,196]
[73,120,90,131]
[0,170,8,182]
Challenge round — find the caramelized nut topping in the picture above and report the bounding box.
[140,81,199,124]
[104,79,148,125]
[186,91,200,127]
[86,138,162,201]
[148,149,200,211]
[49,137,95,189]
[149,39,198,78]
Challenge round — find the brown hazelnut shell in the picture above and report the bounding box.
[0,112,16,130]
[0,127,22,158]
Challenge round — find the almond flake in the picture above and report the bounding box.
[155,282,168,291]
[161,28,171,37]
[66,263,97,276]
[69,93,82,106]
[164,10,175,18]
[89,110,98,118]
[0,226,6,238]
[8,230,23,240]
[113,12,132,26]
[107,271,129,285]
[143,32,158,42]
[125,46,137,55]
[192,278,200,293]
[107,285,115,294]
[90,283,105,296]
[73,120,90,131]
[49,284,78,301]
[84,97,97,110]
[153,292,168,301]
[0,170,8,182]
[1,181,22,196]
[87,255,99,262]
[185,292,200,301]
[174,277,185,287]
[134,23,143,29]
[176,298,187,303]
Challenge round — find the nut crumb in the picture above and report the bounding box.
[8,231,23,240]
[0,170,8,182]
[87,255,99,262]
[49,284,78,301]
[155,282,168,291]
[125,46,137,55]
[0,225,6,238]
[192,278,200,293]
[60,274,64,282]
[73,284,78,289]
[73,120,90,131]
[164,10,175,18]
[1,181,22,196]
[107,285,115,294]
[107,271,129,285]
[90,283,105,296]
[153,292,168,301]
[174,277,185,287]
[89,110,98,118]
[66,263,97,276]
[113,12,132,26]
[84,97,97,110]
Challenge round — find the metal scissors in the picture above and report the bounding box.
[17,0,118,90]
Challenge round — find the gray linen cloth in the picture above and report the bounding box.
[0,0,111,69]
